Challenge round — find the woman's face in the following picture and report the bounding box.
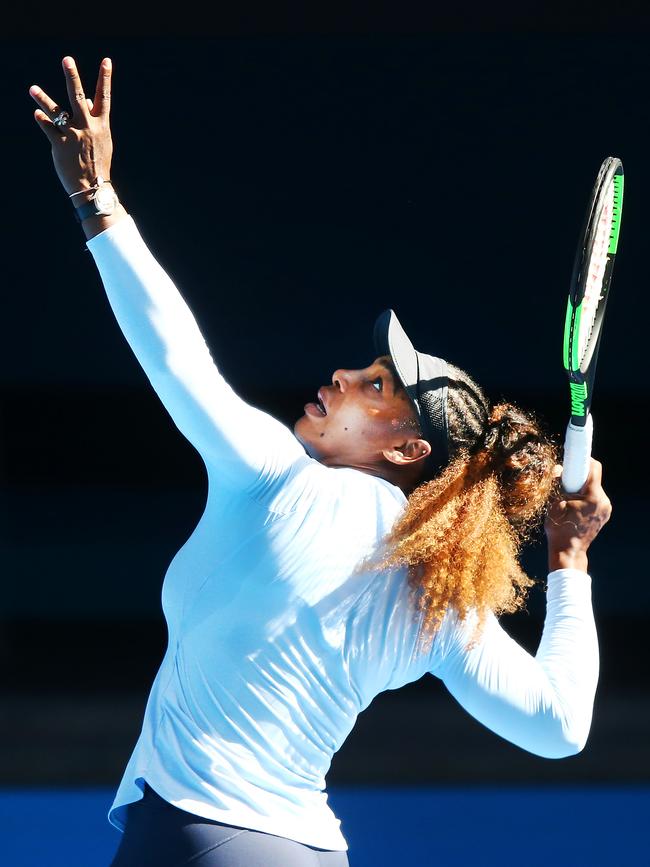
[294,355,430,479]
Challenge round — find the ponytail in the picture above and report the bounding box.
[482,402,558,529]
[370,365,559,645]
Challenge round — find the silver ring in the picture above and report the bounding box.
[52,110,71,129]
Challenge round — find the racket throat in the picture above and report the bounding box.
[569,380,589,424]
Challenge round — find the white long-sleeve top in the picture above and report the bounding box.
[86,217,599,851]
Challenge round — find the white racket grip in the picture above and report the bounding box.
[561,414,593,494]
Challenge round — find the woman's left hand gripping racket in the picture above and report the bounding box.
[562,156,624,494]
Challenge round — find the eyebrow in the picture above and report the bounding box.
[376,357,398,395]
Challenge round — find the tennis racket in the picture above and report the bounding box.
[561,156,624,493]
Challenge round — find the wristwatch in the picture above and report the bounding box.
[74,177,119,222]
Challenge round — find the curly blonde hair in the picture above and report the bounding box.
[370,364,559,646]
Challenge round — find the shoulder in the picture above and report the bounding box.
[268,462,408,530]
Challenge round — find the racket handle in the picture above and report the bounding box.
[561,414,593,494]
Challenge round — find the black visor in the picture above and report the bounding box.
[373,309,449,477]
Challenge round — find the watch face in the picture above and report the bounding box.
[94,184,118,215]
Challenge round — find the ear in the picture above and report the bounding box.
[382,438,431,467]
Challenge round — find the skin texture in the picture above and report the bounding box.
[29,56,612,575]
[29,56,126,239]
[294,356,431,493]
[545,460,611,572]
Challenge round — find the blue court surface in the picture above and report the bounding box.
[1,785,648,866]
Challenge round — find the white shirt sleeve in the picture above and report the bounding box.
[85,216,305,492]
[430,568,599,758]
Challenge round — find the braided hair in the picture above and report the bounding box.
[371,363,559,644]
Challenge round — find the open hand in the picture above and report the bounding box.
[29,56,113,197]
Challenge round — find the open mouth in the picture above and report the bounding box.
[304,389,328,418]
[316,389,327,416]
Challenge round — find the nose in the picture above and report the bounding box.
[332,368,355,391]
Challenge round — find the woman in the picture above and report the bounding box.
[29,57,611,867]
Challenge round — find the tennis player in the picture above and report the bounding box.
[29,57,611,867]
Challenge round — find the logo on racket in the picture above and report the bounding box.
[569,381,588,417]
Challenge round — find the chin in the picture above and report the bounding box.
[293,416,322,460]
[293,415,309,447]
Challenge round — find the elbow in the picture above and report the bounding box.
[532,717,592,760]
[526,738,585,760]
[554,704,594,758]
[542,736,587,760]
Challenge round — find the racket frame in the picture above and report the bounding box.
[562,156,624,428]
[561,156,623,493]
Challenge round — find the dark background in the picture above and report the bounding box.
[1,10,648,791]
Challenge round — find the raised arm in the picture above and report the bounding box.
[29,57,305,492]
[432,460,611,758]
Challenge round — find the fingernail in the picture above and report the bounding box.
[103,57,112,68]
[29,85,39,96]
[62,56,73,68]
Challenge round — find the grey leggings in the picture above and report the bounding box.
[109,783,350,867]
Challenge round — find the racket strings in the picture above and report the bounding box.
[576,179,616,364]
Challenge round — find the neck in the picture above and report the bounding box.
[321,457,423,495]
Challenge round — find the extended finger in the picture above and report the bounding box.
[33,108,58,144]
[29,84,66,121]
[62,56,90,122]
[91,57,112,118]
